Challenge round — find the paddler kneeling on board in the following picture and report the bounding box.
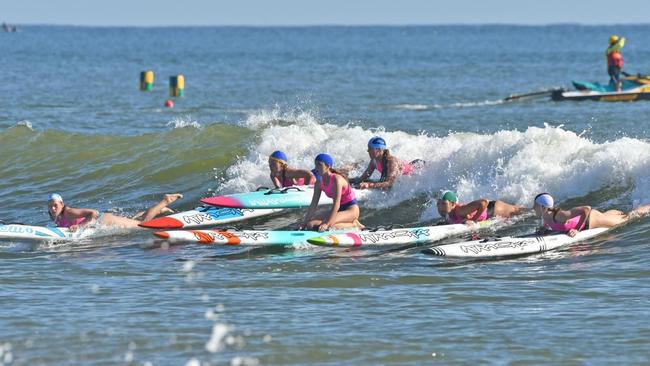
[268,150,318,188]
[47,193,182,231]
[300,153,364,232]
[437,190,527,224]
[533,193,650,237]
[349,136,424,190]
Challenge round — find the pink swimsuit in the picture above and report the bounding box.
[320,173,356,206]
[280,170,316,188]
[55,214,86,228]
[374,158,414,176]
[544,215,584,232]
[447,204,489,224]
[282,177,305,187]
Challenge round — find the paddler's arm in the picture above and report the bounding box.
[301,184,322,229]
[456,199,489,222]
[351,162,375,185]
[270,174,282,189]
[361,157,398,190]
[64,207,99,231]
[553,206,590,237]
[565,206,591,237]
[287,168,317,186]
[320,176,343,232]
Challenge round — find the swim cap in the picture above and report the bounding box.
[368,136,387,149]
[315,153,334,167]
[438,190,458,203]
[269,150,288,164]
[48,193,63,202]
[534,193,554,208]
[609,35,619,44]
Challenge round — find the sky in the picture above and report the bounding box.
[3,0,650,26]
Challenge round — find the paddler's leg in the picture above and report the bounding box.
[327,205,362,229]
[131,207,174,220]
[306,205,363,230]
[490,200,528,219]
[97,213,141,228]
[628,204,650,218]
[587,209,628,229]
[139,193,183,222]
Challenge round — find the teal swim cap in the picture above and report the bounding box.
[438,190,458,203]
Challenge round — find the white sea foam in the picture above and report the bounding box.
[166,116,202,129]
[16,120,34,130]
[391,100,504,111]
[220,108,650,221]
[392,104,429,110]
[205,323,233,353]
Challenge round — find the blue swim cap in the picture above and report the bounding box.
[315,153,334,167]
[368,136,387,149]
[269,150,288,164]
[534,193,554,208]
[48,193,63,202]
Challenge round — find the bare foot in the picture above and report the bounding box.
[164,193,183,204]
[131,211,145,220]
[160,207,175,215]
[353,219,366,230]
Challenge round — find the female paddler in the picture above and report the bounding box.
[48,193,182,231]
[301,154,363,232]
[436,190,527,224]
[533,193,650,237]
[350,136,423,190]
[268,150,318,188]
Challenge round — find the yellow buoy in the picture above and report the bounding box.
[139,70,154,91]
[169,74,185,97]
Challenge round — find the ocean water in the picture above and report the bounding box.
[1,25,650,365]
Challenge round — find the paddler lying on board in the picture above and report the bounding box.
[349,136,424,190]
[47,193,182,231]
[533,193,650,237]
[268,150,318,188]
[300,153,364,232]
[436,190,527,224]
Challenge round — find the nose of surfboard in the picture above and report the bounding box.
[307,236,327,246]
[200,196,241,208]
[139,217,183,229]
[153,231,170,239]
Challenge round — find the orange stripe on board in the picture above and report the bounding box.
[215,231,242,245]
[190,230,216,244]
[153,231,170,239]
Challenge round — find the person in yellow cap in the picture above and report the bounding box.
[605,35,625,92]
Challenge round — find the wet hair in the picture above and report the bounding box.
[377,150,396,182]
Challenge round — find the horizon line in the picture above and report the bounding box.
[7,22,650,28]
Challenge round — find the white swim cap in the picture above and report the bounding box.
[48,193,63,202]
[534,193,554,208]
